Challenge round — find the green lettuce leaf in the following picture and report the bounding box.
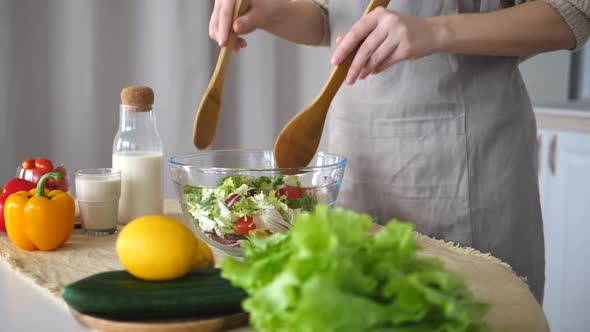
[286,196,318,210]
[221,205,492,332]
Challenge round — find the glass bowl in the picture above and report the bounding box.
[169,150,347,256]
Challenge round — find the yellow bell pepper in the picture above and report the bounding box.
[4,172,75,251]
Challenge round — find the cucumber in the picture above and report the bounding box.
[61,268,247,320]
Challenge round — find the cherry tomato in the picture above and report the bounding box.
[46,178,59,191]
[59,176,70,192]
[54,166,67,177]
[34,158,54,173]
[21,159,35,170]
[279,187,302,199]
[233,217,256,236]
[46,166,69,192]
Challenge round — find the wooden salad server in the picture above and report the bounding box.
[193,0,249,150]
[273,0,391,168]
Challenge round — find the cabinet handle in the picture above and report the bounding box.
[548,134,558,176]
[537,133,542,175]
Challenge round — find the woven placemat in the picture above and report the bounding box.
[0,201,549,331]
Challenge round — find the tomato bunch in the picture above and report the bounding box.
[19,158,69,192]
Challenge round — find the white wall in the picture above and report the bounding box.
[0,0,16,183]
[0,0,333,199]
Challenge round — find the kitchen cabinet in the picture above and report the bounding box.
[537,123,590,332]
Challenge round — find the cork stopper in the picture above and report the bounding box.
[120,86,154,111]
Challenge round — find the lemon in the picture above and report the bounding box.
[116,215,214,281]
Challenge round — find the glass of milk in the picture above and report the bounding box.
[75,168,121,236]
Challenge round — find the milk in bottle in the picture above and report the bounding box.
[112,86,164,224]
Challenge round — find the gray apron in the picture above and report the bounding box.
[327,0,545,303]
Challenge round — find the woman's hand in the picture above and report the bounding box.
[209,0,283,53]
[331,7,441,85]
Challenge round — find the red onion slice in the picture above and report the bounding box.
[207,232,242,247]
[225,194,241,207]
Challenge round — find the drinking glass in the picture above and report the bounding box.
[75,168,121,236]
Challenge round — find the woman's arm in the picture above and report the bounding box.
[261,1,327,46]
[332,1,586,85]
[434,1,576,56]
[210,0,326,52]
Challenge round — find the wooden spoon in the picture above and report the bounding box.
[193,0,249,150]
[273,0,391,168]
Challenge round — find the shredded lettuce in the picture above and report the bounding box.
[183,175,317,239]
[221,206,492,332]
[216,175,284,191]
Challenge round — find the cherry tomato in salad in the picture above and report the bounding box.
[233,216,256,236]
[279,187,302,199]
[21,159,35,170]
[34,158,54,172]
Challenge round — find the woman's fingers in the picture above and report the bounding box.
[346,26,388,84]
[233,38,248,53]
[364,34,398,74]
[211,0,256,50]
[209,0,223,41]
[218,0,236,46]
[331,9,381,65]
[335,9,437,82]
[373,56,398,74]
[358,68,371,80]
[374,45,410,73]
[234,9,259,35]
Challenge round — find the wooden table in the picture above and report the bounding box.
[0,200,549,331]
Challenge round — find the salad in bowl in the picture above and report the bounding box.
[169,150,347,256]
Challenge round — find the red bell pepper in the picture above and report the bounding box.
[0,178,36,232]
[3,178,37,195]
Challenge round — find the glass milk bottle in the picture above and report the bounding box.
[112,86,164,224]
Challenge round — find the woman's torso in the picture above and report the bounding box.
[326,0,545,302]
